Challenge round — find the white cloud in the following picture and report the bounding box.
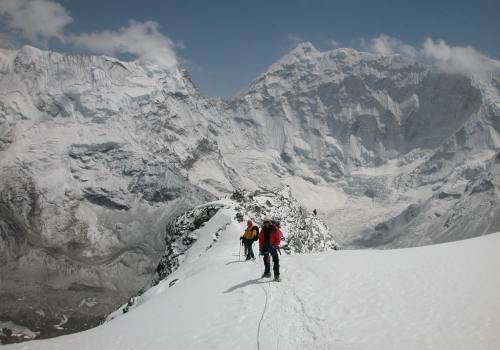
[0,0,72,44]
[329,39,341,48]
[422,38,499,80]
[359,34,500,81]
[287,33,305,46]
[0,0,179,68]
[72,20,178,68]
[364,34,418,58]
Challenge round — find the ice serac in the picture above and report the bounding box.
[1,42,500,341]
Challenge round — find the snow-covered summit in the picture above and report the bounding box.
[268,41,321,68]
[241,43,421,98]
[0,45,195,99]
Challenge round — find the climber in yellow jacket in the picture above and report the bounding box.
[240,219,259,260]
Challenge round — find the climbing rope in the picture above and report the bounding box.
[257,262,270,350]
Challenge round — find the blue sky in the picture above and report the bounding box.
[1,0,499,97]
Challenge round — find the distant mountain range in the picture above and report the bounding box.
[1,42,499,340]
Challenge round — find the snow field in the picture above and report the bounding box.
[6,206,500,350]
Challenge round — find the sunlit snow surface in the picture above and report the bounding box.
[7,204,500,350]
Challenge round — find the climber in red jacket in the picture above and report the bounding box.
[259,216,282,281]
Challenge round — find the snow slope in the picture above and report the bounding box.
[6,204,500,350]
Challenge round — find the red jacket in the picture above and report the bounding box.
[259,224,282,250]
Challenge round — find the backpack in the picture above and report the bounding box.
[252,225,259,241]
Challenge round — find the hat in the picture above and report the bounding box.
[263,215,273,223]
[247,219,253,226]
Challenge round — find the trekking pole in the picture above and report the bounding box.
[238,240,242,261]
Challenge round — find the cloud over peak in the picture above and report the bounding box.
[366,34,418,58]
[422,38,499,80]
[0,0,72,43]
[0,0,178,68]
[361,34,499,81]
[73,21,178,68]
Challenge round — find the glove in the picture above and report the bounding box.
[239,236,243,240]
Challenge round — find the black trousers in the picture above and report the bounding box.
[244,240,255,259]
[263,249,279,276]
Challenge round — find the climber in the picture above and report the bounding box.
[241,219,259,260]
[259,216,282,281]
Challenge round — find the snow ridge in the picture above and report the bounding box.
[110,187,339,318]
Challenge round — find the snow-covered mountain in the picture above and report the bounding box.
[0,45,219,338]
[227,42,500,248]
[3,204,500,349]
[1,42,500,339]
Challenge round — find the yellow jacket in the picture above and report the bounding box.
[243,226,258,240]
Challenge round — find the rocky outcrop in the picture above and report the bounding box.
[229,187,340,253]
[154,203,224,283]
[112,187,340,317]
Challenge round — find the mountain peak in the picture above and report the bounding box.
[280,41,321,63]
[18,44,45,56]
[290,41,319,55]
[260,41,321,74]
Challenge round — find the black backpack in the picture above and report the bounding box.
[252,225,259,241]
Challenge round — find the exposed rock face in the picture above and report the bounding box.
[1,42,500,340]
[155,203,224,283]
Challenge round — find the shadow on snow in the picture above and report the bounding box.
[223,278,268,293]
